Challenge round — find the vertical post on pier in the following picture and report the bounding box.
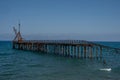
[48,44,50,53]
[65,45,67,56]
[100,46,102,58]
[26,43,28,50]
[60,45,62,55]
[89,46,93,59]
[57,45,59,55]
[62,45,64,56]
[63,45,65,56]
[45,44,47,53]
[19,43,21,50]
[55,45,57,54]
[59,45,61,55]
[29,43,31,50]
[74,46,76,58]
[20,43,22,50]
[33,43,35,51]
[37,43,40,51]
[43,44,45,52]
[27,43,29,50]
[53,45,56,54]
[54,45,56,54]
[81,46,83,58]
[36,43,38,51]
[34,43,36,51]
[76,46,79,58]
[67,46,70,57]
[18,43,20,50]
[71,46,73,57]
[96,46,98,59]
[31,43,33,51]
[12,42,15,49]
[69,41,71,56]
[28,43,30,50]
[32,43,34,51]
[61,45,63,56]
[35,43,37,51]
[48,45,50,53]
[25,43,27,50]
[22,43,23,50]
[41,44,43,52]
[57,45,59,54]
[78,46,80,58]
[66,45,68,56]
[84,46,86,58]
[42,43,45,53]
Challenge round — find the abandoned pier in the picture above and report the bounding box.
[12,23,120,59]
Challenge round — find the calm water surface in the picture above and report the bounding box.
[0,41,120,80]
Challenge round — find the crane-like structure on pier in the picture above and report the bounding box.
[13,22,23,42]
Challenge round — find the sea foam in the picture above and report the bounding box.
[100,68,111,71]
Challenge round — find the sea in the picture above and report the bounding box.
[0,41,120,80]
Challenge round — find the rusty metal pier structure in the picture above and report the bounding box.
[12,23,120,59]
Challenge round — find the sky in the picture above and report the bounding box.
[0,0,120,41]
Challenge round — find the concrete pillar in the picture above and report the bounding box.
[74,46,76,57]
[89,46,93,58]
[100,46,102,58]
[96,47,98,58]
[84,46,86,58]
[71,46,73,57]
[78,46,80,58]
[67,46,70,57]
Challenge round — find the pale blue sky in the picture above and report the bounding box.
[0,0,120,41]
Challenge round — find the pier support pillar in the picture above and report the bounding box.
[71,46,73,57]
[96,47,98,59]
[89,46,93,59]
[100,46,102,58]
[76,46,80,58]
[84,46,86,58]
[74,46,76,57]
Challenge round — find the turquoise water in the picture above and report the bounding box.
[0,41,120,80]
